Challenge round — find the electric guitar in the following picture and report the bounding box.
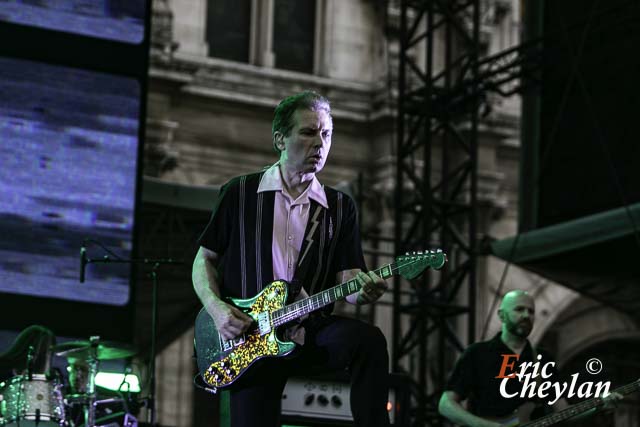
[194,250,446,392]
[485,378,640,427]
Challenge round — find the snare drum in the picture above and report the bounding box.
[0,374,66,426]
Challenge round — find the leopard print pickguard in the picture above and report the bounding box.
[198,280,295,389]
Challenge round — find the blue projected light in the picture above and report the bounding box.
[0,0,146,44]
[0,56,140,306]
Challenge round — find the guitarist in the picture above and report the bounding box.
[438,290,621,426]
[192,91,391,427]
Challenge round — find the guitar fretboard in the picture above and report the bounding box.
[524,380,640,427]
[271,263,397,328]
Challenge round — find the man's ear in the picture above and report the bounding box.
[274,132,286,152]
[498,309,504,321]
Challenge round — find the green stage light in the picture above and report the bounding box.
[94,372,141,393]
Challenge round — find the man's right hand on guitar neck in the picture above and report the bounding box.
[208,299,254,341]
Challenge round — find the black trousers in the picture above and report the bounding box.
[228,315,391,427]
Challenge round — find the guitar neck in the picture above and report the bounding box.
[523,380,640,427]
[271,263,397,328]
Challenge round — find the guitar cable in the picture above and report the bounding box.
[193,372,217,395]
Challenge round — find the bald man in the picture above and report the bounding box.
[438,291,625,426]
[438,290,563,427]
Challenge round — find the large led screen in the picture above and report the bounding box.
[0,0,146,44]
[0,56,140,306]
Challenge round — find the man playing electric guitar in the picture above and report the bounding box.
[438,290,622,427]
[192,91,390,427]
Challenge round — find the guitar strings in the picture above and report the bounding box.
[272,259,425,325]
[218,257,433,348]
[272,263,395,326]
[537,380,639,426]
[271,258,424,326]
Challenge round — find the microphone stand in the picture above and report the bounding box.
[27,345,34,381]
[83,253,182,427]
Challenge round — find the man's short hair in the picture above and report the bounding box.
[272,90,331,152]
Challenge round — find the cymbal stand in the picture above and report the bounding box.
[81,245,182,426]
[86,336,100,427]
[148,263,159,426]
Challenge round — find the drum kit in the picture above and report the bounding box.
[0,337,137,427]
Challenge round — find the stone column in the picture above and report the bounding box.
[151,0,179,59]
[144,119,179,178]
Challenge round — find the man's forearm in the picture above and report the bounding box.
[192,247,224,311]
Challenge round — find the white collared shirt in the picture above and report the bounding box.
[257,162,328,281]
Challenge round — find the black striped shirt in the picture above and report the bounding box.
[198,171,366,311]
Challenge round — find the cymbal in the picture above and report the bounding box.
[53,340,137,360]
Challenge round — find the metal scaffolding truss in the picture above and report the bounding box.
[393,0,480,425]
[391,2,640,425]
[391,0,555,424]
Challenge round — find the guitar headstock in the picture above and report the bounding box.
[396,250,447,280]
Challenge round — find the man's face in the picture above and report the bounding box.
[500,294,535,338]
[276,108,332,175]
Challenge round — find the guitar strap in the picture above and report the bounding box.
[528,343,553,417]
[288,202,325,301]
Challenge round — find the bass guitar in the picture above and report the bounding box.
[484,378,640,427]
[194,250,446,392]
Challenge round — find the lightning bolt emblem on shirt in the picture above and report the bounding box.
[298,205,323,267]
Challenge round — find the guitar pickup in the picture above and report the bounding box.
[257,312,271,335]
[221,339,233,351]
[221,335,245,351]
